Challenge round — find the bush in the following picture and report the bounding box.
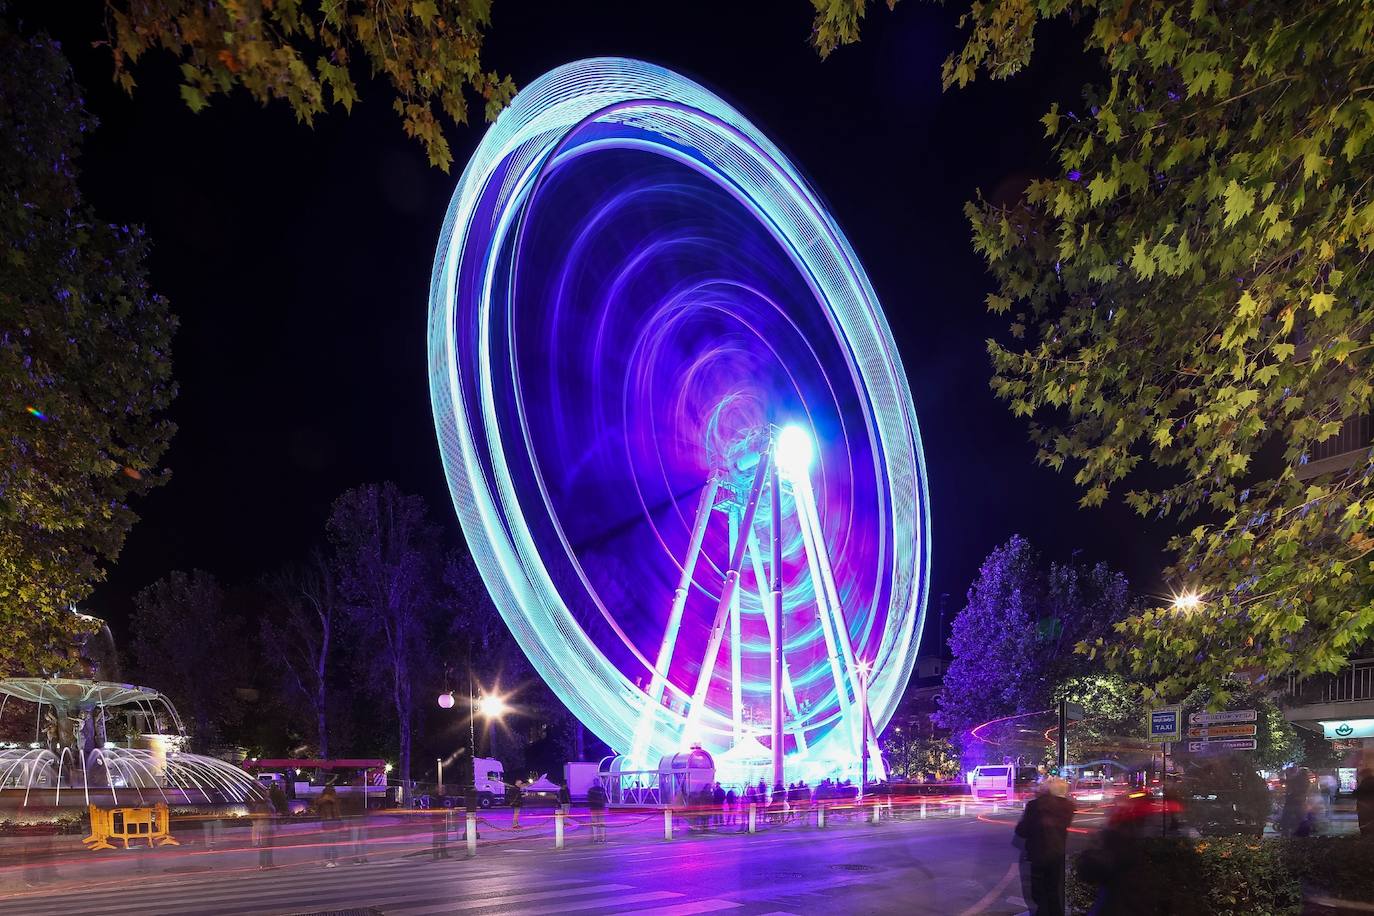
[1281,836,1374,903]
[1069,837,1302,915]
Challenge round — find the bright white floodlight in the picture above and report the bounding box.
[477,694,509,719]
[775,424,814,479]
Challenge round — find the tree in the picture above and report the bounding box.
[882,732,959,782]
[327,482,441,788]
[261,549,338,758]
[0,20,176,676]
[129,570,242,742]
[102,0,515,171]
[1052,673,1144,764]
[935,535,1128,752]
[814,1,1374,697]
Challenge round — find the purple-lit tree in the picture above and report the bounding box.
[328,482,441,789]
[935,535,1129,757]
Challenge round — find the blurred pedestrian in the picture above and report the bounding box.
[431,806,451,860]
[1014,777,1074,916]
[587,780,608,843]
[1318,772,1337,819]
[317,784,342,868]
[1355,768,1374,836]
[1079,790,1152,916]
[251,800,275,870]
[725,786,738,827]
[1278,767,1310,836]
[558,782,571,818]
[712,782,726,827]
[346,789,369,865]
[509,779,524,829]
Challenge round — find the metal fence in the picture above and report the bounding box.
[1288,658,1374,704]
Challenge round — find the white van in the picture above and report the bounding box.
[969,765,1014,799]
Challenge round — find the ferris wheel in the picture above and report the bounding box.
[428,59,930,783]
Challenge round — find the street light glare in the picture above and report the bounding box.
[477,694,509,719]
[775,424,814,478]
[1172,592,1202,611]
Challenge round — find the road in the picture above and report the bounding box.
[0,800,1100,915]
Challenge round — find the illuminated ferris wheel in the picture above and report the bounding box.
[428,59,930,783]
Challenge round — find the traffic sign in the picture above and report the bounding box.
[1187,738,1257,753]
[1189,709,1257,725]
[1148,706,1183,742]
[1186,724,1258,739]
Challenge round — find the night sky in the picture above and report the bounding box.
[29,0,1173,650]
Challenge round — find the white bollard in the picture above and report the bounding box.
[664,808,673,841]
[992,801,1000,814]
[748,803,756,834]
[817,803,826,829]
[920,800,927,819]
[554,809,564,850]
[465,813,477,858]
[871,802,881,824]
[959,801,967,817]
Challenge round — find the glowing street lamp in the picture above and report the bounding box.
[1172,592,1202,612]
[477,694,509,720]
[437,691,456,709]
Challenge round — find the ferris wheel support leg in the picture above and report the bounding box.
[794,485,854,740]
[795,474,867,760]
[632,474,721,766]
[728,513,744,745]
[746,532,806,752]
[770,458,785,791]
[683,452,772,742]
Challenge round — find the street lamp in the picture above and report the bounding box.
[1171,592,1202,612]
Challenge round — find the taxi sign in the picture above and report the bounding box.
[1148,706,1183,742]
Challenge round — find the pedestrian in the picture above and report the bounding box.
[250,800,275,870]
[1278,767,1310,836]
[317,784,342,868]
[509,779,524,829]
[269,781,291,817]
[1318,771,1338,819]
[587,780,608,843]
[1013,777,1074,916]
[431,805,451,860]
[725,786,738,827]
[1355,768,1374,836]
[712,782,726,827]
[1078,790,1151,915]
[346,789,369,865]
[558,782,571,819]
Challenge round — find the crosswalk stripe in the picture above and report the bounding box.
[1,871,593,916]
[375,883,635,915]
[504,891,682,915]
[621,900,741,915]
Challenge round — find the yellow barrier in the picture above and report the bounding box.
[83,803,179,850]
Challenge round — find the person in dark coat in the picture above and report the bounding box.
[558,782,571,818]
[509,780,524,829]
[1355,768,1374,836]
[586,781,608,843]
[1014,777,1074,916]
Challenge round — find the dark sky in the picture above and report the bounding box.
[29,1,1172,649]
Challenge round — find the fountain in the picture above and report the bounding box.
[0,677,265,810]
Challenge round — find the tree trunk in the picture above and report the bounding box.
[574,719,585,761]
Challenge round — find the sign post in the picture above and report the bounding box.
[1147,706,1182,838]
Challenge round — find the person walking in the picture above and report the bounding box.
[712,782,726,827]
[250,799,274,870]
[558,782,571,819]
[1355,768,1374,836]
[1014,777,1074,916]
[509,780,524,829]
[317,784,342,868]
[725,786,738,828]
[586,780,608,843]
[1278,767,1311,836]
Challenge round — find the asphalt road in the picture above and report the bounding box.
[0,802,1098,915]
